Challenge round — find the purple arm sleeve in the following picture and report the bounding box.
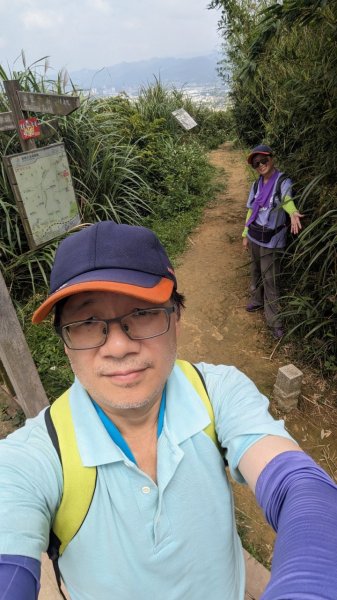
[256,450,337,600]
[0,555,40,600]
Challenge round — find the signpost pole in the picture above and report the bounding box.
[0,270,49,417]
[3,80,37,152]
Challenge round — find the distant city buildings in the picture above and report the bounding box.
[85,83,229,110]
[74,53,231,110]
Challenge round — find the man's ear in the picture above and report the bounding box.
[64,345,74,371]
[64,344,75,374]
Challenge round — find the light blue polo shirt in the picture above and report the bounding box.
[0,361,294,599]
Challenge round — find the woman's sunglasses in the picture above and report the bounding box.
[252,156,270,169]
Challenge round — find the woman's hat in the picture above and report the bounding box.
[247,144,273,165]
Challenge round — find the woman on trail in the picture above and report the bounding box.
[242,144,303,339]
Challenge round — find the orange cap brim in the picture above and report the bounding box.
[32,278,174,324]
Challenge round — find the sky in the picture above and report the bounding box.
[0,0,222,74]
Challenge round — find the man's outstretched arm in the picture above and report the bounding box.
[0,555,40,600]
[239,437,337,600]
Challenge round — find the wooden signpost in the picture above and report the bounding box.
[0,80,80,150]
[0,80,80,417]
[0,271,49,417]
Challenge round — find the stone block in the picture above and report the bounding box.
[275,364,303,396]
[273,384,300,412]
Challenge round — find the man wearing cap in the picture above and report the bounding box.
[242,145,303,339]
[0,220,336,600]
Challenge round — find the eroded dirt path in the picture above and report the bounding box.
[176,142,337,564]
[177,142,285,393]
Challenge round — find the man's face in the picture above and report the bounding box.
[61,291,179,414]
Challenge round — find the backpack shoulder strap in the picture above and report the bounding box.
[45,389,97,558]
[275,172,290,203]
[253,178,259,196]
[175,358,218,448]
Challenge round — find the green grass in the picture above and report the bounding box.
[19,294,73,402]
[146,207,206,264]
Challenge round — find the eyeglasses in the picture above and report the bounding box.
[55,306,176,350]
[252,156,270,169]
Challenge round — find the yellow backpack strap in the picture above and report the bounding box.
[175,359,219,447]
[44,389,97,559]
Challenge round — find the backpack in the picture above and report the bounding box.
[249,173,291,243]
[44,359,225,597]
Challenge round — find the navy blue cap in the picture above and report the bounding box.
[247,144,273,165]
[32,221,176,323]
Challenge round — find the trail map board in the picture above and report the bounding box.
[4,143,80,248]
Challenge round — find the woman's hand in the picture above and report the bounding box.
[290,212,304,235]
[242,237,249,251]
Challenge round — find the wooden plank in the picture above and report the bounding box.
[0,111,15,132]
[18,91,80,116]
[0,270,49,417]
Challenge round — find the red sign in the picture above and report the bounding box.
[18,117,41,140]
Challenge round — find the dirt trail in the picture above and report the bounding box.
[176,142,337,564]
[177,142,287,394]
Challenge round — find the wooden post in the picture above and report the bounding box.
[0,79,80,417]
[0,270,49,417]
[3,80,36,152]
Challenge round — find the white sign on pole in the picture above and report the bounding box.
[172,108,198,130]
[3,143,80,248]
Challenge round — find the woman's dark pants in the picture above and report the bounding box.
[249,240,283,329]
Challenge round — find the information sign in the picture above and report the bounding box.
[172,108,198,130]
[19,117,41,140]
[3,143,81,248]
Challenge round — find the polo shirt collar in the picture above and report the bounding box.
[69,362,211,467]
[165,362,211,444]
[69,378,127,467]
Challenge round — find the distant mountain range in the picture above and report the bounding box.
[69,53,226,93]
